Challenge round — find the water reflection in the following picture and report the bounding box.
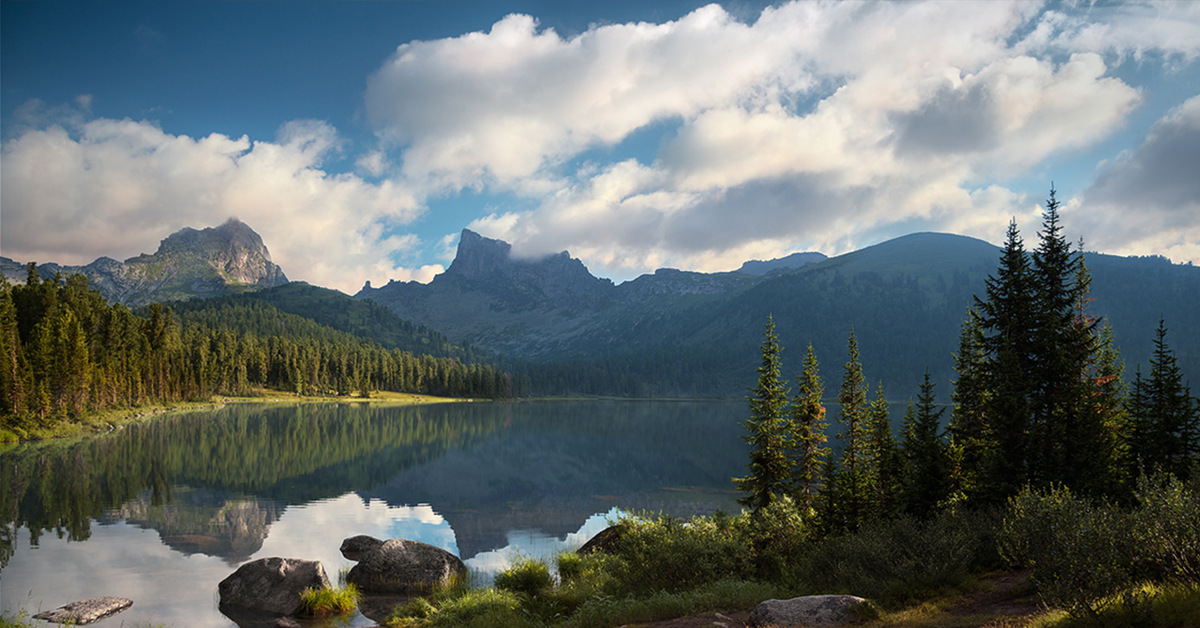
[0,400,747,625]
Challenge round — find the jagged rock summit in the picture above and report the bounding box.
[1,218,288,307]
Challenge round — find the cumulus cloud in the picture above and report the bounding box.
[1079,95,1200,264]
[414,0,1159,275]
[1,105,428,293]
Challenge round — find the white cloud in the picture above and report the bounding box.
[0,107,427,293]
[1079,95,1200,264]
[434,0,1161,273]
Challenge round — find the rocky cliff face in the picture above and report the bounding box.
[0,218,288,307]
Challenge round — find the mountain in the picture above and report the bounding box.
[358,230,1200,399]
[737,251,827,275]
[0,218,288,307]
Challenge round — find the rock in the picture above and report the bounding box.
[33,597,133,625]
[748,594,872,627]
[577,524,628,555]
[217,556,330,616]
[275,618,302,628]
[340,534,385,561]
[346,538,466,594]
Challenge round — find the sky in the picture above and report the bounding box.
[2,0,1199,294]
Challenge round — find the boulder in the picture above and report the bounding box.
[340,534,385,561]
[577,524,628,555]
[346,538,466,594]
[748,594,872,627]
[33,597,133,625]
[217,556,330,616]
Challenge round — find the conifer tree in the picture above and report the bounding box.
[948,308,989,499]
[868,382,901,519]
[829,328,871,530]
[901,370,951,515]
[735,315,793,511]
[1130,319,1200,478]
[790,343,828,512]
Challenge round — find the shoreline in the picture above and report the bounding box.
[0,390,471,445]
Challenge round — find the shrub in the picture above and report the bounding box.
[999,484,1135,618]
[1130,473,1200,583]
[800,508,992,605]
[494,557,554,595]
[602,513,751,596]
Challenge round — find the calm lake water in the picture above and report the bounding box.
[0,400,749,627]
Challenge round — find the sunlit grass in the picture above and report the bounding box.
[298,583,360,618]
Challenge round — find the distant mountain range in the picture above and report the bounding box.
[0,218,287,307]
[359,229,1200,399]
[6,220,1197,399]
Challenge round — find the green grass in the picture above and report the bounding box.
[297,583,360,618]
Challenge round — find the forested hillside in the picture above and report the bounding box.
[0,265,511,440]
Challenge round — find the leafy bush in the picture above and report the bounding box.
[800,508,993,605]
[601,513,752,596]
[1000,484,1135,618]
[1130,473,1200,583]
[495,557,554,595]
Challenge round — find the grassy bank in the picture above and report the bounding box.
[0,388,468,444]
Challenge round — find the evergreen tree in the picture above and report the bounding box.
[868,381,901,519]
[828,328,871,530]
[901,370,951,515]
[735,315,793,511]
[1092,322,1130,495]
[1130,319,1200,478]
[974,220,1037,503]
[789,343,828,513]
[948,308,989,500]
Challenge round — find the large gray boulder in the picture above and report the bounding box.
[33,597,133,625]
[217,557,330,616]
[346,538,466,594]
[340,534,385,561]
[748,594,872,627]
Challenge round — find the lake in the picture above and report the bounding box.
[0,400,750,627]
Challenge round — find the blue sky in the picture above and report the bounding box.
[3,1,1199,293]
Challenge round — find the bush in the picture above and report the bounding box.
[1130,473,1200,583]
[601,513,752,596]
[495,557,554,595]
[800,508,993,605]
[999,484,1134,618]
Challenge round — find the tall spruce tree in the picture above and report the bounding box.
[974,220,1037,503]
[901,370,951,516]
[735,315,793,511]
[1130,319,1200,479]
[790,343,829,512]
[949,308,989,500]
[868,382,901,519]
[827,328,871,530]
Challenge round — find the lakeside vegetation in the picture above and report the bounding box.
[0,267,512,441]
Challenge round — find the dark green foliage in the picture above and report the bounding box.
[789,343,828,512]
[901,371,952,515]
[601,514,752,595]
[799,508,996,606]
[1129,320,1200,479]
[0,274,513,435]
[494,557,554,595]
[734,315,792,511]
[825,328,873,531]
[868,382,902,519]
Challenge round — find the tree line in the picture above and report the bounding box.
[738,188,1200,530]
[0,265,512,437]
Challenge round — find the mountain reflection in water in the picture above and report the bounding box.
[1,400,746,625]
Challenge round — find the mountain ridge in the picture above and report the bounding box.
[1,218,288,307]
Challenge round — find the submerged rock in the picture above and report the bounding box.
[748,594,872,627]
[217,556,330,616]
[346,538,466,594]
[33,597,133,625]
